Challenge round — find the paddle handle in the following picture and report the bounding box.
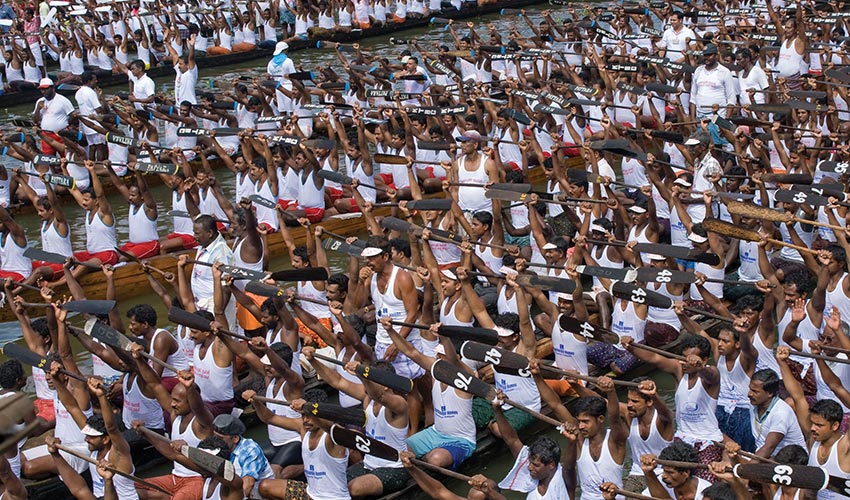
[790,350,850,365]
[140,352,181,374]
[56,444,173,496]
[217,328,253,341]
[321,230,351,241]
[410,458,473,482]
[294,294,329,307]
[766,238,819,255]
[682,306,735,324]
[538,364,640,388]
[586,238,628,248]
[19,302,51,308]
[136,425,171,443]
[527,262,565,270]
[656,459,710,470]
[629,342,687,361]
[252,395,291,406]
[11,281,42,292]
[186,259,212,268]
[502,398,562,427]
[615,488,666,500]
[703,277,774,288]
[312,353,345,367]
[389,320,430,330]
[793,218,845,231]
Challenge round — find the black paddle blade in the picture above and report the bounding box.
[437,325,499,346]
[23,247,66,265]
[135,163,180,176]
[219,264,268,281]
[416,141,455,151]
[381,217,415,233]
[168,306,212,332]
[558,316,620,344]
[61,300,116,315]
[611,282,673,309]
[635,268,697,285]
[322,238,365,258]
[515,274,576,294]
[1,343,49,370]
[460,341,531,374]
[632,242,691,259]
[761,173,813,185]
[489,183,533,193]
[816,161,850,175]
[484,189,526,202]
[775,190,830,206]
[317,170,354,185]
[182,446,236,481]
[430,359,495,399]
[248,194,278,209]
[575,265,636,282]
[826,471,850,496]
[86,320,131,350]
[734,464,828,491]
[307,402,367,427]
[269,267,329,282]
[330,425,400,462]
[407,199,453,211]
[244,281,285,298]
[686,252,722,266]
[354,364,413,394]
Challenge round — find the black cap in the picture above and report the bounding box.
[212,414,246,436]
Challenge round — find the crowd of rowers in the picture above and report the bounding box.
[1,0,850,499]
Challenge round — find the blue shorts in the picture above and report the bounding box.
[375,339,425,379]
[676,259,696,271]
[407,427,475,469]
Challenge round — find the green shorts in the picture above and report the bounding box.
[504,233,531,247]
[471,397,536,431]
[347,462,410,495]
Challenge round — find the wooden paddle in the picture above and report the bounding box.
[634,268,766,288]
[167,306,252,341]
[611,281,733,324]
[574,265,638,283]
[248,194,278,209]
[180,444,237,481]
[268,267,329,282]
[373,199,454,211]
[789,349,850,365]
[373,153,442,166]
[85,320,181,373]
[389,320,499,345]
[614,489,666,500]
[726,201,844,230]
[311,353,414,394]
[380,217,507,251]
[515,273,577,294]
[0,392,35,432]
[702,218,818,255]
[114,247,174,280]
[584,240,721,266]
[133,163,181,176]
[56,444,173,496]
[317,170,387,192]
[2,343,89,382]
[185,260,268,281]
[15,170,76,189]
[486,188,607,205]
[166,210,228,224]
[23,247,102,270]
[322,237,365,257]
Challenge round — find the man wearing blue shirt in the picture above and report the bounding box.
[212,414,275,499]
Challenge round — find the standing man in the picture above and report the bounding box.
[690,44,736,119]
[32,78,75,155]
[190,215,234,313]
[454,131,498,215]
[211,414,275,500]
[75,71,107,160]
[170,33,198,105]
[267,42,295,114]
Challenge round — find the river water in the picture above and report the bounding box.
[1,4,680,492]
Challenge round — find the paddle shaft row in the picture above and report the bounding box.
[56,444,173,496]
[539,364,640,388]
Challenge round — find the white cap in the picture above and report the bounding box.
[688,233,708,244]
[274,41,289,55]
[556,292,573,302]
[81,424,105,437]
[590,223,607,233]
[260,355,271,365]
[360,247,383,257]
[684,138,701,146]
[440,268,458,280]
[498,265,518,276]
[628,205,647,214]
[495,326,515,337]
[401,55,411,64]
[435,344,447,355]
[673,178,692,188]
[645,253,666,261]
[542,242,558,250]
[38,78,54,89]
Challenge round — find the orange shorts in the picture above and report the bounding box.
[303,207,325,223]
[120,239,161,259]
[137,474,204,500]
[236,291,267,331]
[327,187,343,203]
[295,317,331,349]
[34,398,54,422]
[73,250,118,266]
[166,232,198,249]
[0,270,25,282]
[544,378,576,397]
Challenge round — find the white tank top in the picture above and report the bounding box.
[475,239,502,276]
[753,331,781,374]
[172,190,193,235]
[737,240,763,282]
[363,402,408,469]
[497,286,518,315]
[825,275,850,329]
[91,341,123,379]
[217,29,232,50]
[91,448,138,500]
[298,170,324,209]
[192,342,234,403]
[202,478,223,500]
[85,210,116,253]
[266,379,301,446]
[493,351,541,412]
[121,373,164,430]
[199,188,227,225]
[371,266,409,345]
[577,430,623,500]
[591,246,622,289]
[440,297,472,327]
[32,367,53,400]
[231,237,264,292]
[253,179,279,230]
[717,355,751,409]
[235,171,255,205]
[432,382,476,444]
[0,234,31,277]
[777,306,819,368]
[809,436,850,500]
[350,159,376,203]
[674,374,723,444]
[128,203,158,243]
[41,220,73,256]
[278,166,300,202]
[55,398,92,444]
[777,38,804,77]
[628,411,672,476]
[690,261,724,300]
[336,347,362,408]
[296,279,329,318]
[551,315,588,375]
[150,329,190,378]
[303,432,351,500]
[426,218,461,266]
[611,300,645,344]
[172,415,202,477]
[457,153,491,213]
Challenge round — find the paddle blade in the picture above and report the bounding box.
[611,282,673,308]
[23,247,66,265]
[775,190,830,206]
[734,464,828,491]
[702,218,761,242]
[61,300,116,315]
[269,267,329,282]
[557,316,620,344]
[761,173,813,184]
[489,183,533,193]
[244,281,285,298]
[635,268,697,284]
[515,274,576,294]
[575,265,636,282]
[168,307,212,332]
[437,325,499,346]
[247,194,278,209]
[182,446,236,481]
[219,264,267,281]
[86,320,132,350]
[430,359,495,399]
[135,163,180,175]
[307,402,367,427]
[632,243,690,260]
[1,343,49,370]
[330,425,400,462]
[407,199,453,211]
[460,341,531,374]
[381,216,415,233]
[322,238,365,257]
[373,153,409,165]
[485,189,528,202]
[317,170,354,185]
[354,364,413,394]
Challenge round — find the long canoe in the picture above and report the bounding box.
[1,156,585,324]
[0,0,546,108]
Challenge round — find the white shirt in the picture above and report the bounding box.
[692,64,737,110]
[35,93,75,132]
[75,85,101,135]
[128,71,155,109]
[660,26,696,55]
[174,65,198,105]
[191,234,234,306]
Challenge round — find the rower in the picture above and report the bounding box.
[159,173,201,255]
[74,71,107,161]
[0,207,34,287]
[747,369,806,458]
[130,352,212,500]
[65,160,119,279]
[456,204,505,311]
[178,436,244,500]
[330,113,377,215]
[105,166,160,260]
[126,304,190,392]
[454,130,497,215]
[170,33,198,105]
[247,152,280,233]
[228,202,266,336]
[637,443,711,500]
